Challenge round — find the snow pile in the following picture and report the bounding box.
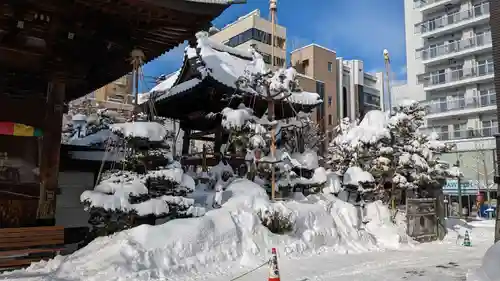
[5,179,413,280]
[336,110,390,146]
[221,104,254,130]
[110,122,167,142]
[467,241,500,281]
[343,166,375,186]
[322,171,342,194]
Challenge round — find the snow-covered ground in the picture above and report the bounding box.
[177,220,495,281]
[0,180,495,281]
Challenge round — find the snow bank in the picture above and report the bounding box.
[467,241,500,281]
[110,122,167,142]
[4,179,412,280]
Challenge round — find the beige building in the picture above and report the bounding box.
[209,9,286,69]
[73,74,134,112]
[94,74,134,106]
[291,44,384,142]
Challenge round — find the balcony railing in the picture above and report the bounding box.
[423,127,498,141]
[419,63,494,87]
[414,0,447,9]
[417,32,492,60]
[425,92,496,114]
[415,2,490,35]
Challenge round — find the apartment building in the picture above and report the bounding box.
[290,44,384,141]
[209,9,287,69]
[403,0,496,210]
[73,74,134,112]
[404,0,495,150]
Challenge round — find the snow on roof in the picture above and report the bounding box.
[196,32,264,90]
[110,122,167,142]
[154,32,321,107]
[156,78,202,102]
[69,129,117,146]
[150,70,181,94]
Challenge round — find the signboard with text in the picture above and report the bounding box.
[443,179,496,195]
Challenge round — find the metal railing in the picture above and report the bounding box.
[425,92,496,114]
[417,32,491,60]
[419,63,494,87]
[415,2,490,34]
[414,0,447,9]
[422,126,498,141]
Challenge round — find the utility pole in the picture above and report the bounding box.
[493,148,500,242]
[383,49,397,211]
[269,0,277,201]
[131,49,145,120]
[383,49,392,114]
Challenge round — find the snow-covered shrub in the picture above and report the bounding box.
[327,100,455,203]
[81,116,202,238]
[257,209,295,234]
[62,104,125,147]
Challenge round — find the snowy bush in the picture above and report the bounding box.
[257,209,295,234]
[81,116,202,238]
[327,100,455,202]
[62,104,125,147]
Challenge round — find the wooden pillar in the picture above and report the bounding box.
[37,81,65,226]
[214,127,223,163]
[182,129,191,156]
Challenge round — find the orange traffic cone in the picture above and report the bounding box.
[268,248,280,281]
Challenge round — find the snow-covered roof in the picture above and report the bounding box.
[153,31,322,107]
[149,70,181,94]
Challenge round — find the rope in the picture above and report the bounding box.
[0,190,39,199]
[229,259,270,281]
[95,136,113,186]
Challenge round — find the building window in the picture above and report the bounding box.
[328,114,332,125]
[328,96,332,107]
[302,59,309,75]
[274,56,285,67]
[257,51,284,66]
[224,28,286,49]
[316,81,325,123]
[328,62,333,72]
[342,87,348,118]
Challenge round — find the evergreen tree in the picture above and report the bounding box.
[327,100,455,201]
[81,115,202,238]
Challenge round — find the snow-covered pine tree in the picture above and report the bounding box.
[327,100,455,202]
[220,67,326,195]
[80,115,202,238]
[280,112,325,154]
[389,100,455,198]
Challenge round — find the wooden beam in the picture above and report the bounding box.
[191,136,215,142]
[37,80,65,225]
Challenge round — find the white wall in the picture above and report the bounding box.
[56,171,95,228]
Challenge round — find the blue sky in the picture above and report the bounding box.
[142,0,407,91]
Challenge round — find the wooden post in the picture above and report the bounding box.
[37,81,65,225]
[182,129,191,156]
[202,144,207,172]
